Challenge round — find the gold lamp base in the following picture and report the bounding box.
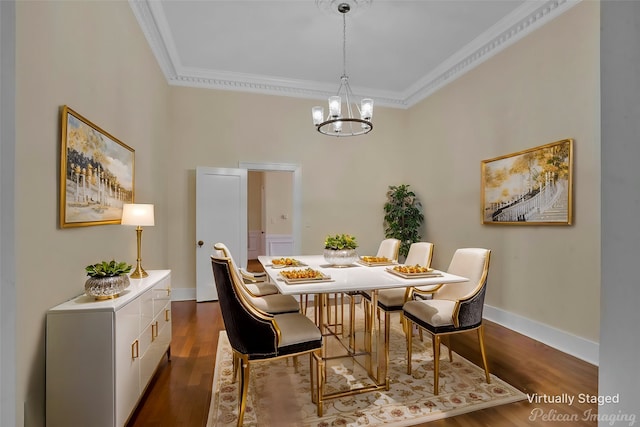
[130,261,148,278]
[129,227,148,278]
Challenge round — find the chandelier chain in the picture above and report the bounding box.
[342,12,347,77]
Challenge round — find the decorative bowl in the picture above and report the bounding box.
[85,275,130,300]
[323,248,358,267]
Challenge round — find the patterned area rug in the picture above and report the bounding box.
[207,311,525,427]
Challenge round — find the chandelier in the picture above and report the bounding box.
[312,2,373,137]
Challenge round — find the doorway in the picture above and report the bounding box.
[240,162,302,257]
[247,170,295,260]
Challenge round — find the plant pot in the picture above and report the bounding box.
[323,248,358,267]
[85,275,130,300]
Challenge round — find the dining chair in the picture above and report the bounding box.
[211,256,324,425]
[213,242,277,296]
[360,242,436,333]
[214,243,300,314]
[402,247,492,395]
[344,238,401,346]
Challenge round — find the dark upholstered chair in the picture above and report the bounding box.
[211,256,324,425]
[403,248,492,395]
[213,243,300,314]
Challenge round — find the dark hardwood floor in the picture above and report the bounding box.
[127,298,598,427]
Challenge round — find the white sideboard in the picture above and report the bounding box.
[46,270,171,427]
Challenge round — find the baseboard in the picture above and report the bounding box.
[171,287,196,301]
[483,304,599,366]
[168,290,599,365]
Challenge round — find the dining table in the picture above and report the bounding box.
[258,254,468,405]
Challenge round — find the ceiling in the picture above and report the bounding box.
[130,0,578,109]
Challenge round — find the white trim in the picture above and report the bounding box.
[484,304,599,366]
[264,234,294,257]
[0,1,17,426]
[171,287,196,302]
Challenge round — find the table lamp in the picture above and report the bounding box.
[121,203,155,278]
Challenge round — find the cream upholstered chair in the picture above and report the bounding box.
[344,238,401,345]
[213,242,278,296]
[403,248,491,395]
[376,238,401,260]
[361,241,436,312]
[211,256,324,425]
[214,243,300,314]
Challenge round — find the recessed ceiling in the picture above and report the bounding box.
[130,0,578,108]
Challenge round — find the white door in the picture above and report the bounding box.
[195,167,247,302]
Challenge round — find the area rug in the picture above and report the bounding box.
[207,311,525,427]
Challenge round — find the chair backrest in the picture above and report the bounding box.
[213,242,243,277]
[376,238,401,261]
[404,242,434,267]
[214,242,269,302]
[210,256,278,357]
[435,248,491,301]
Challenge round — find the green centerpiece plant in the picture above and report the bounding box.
[324,233,358,250]
[323,234,358,267]
[383,184,424,259]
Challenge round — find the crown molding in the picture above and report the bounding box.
[129,0,580,110]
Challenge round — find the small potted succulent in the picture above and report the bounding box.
[85,260,133,300]
[323,233,358,267]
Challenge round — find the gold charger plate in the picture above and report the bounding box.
[278,269,332,284]
[385,267,442,279]
[269,258,307,269]
[357,257,397,267]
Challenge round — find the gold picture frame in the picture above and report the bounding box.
[59,106,135,228]
[481,138,573,225]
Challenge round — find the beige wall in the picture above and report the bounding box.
[166,86,408,296]
[15,2,169,425]
[404,2,600,341]
[11,1,599,425]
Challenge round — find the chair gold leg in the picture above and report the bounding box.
[313,350,325,417]
[406,320,413,375]
[237,356,250,427]
[232,352,239,383]
[433,335,441,395]
[477,325,491,384]
[444,335,453,362]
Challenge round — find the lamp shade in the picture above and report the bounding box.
[121,204,155,226]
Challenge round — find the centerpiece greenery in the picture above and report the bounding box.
[323,234,358,267]
[84,260,133,300]
[324,233,358,250]
[85,260,133,277]
[383,184,424,258]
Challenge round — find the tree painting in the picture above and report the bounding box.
[481,139,573,225]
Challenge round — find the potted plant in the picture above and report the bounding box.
[383,184,424,259]
[323,233,358,267]
[84,260,133,300]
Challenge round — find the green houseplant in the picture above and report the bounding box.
[323,234,358,267]
[84,260,133,300]
[383,184,424,259]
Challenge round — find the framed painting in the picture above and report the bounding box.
[59,106,135,228]
[481,138,573,225]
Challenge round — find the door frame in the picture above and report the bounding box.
[239,162,301,255]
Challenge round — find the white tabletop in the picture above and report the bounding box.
[258,255,467,295]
